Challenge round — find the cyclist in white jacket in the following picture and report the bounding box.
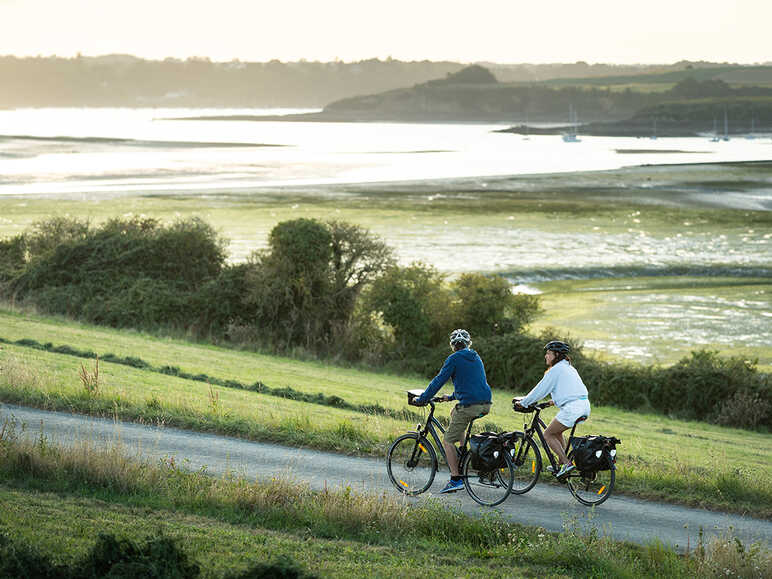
[514,341,590,479]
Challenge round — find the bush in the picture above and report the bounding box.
[451,273,541,336]
[192,263,256,339]
[0,530,200,579]
[363,262,450,353]
[0,235,27,284]
[4,216,228,331]
[653,351,770,424]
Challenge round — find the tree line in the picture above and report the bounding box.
[0,216,767,429]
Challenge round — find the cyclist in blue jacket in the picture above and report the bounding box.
[416,329,492,493]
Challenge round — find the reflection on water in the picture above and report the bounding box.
[386,225,770,281]
[557,287,771,365]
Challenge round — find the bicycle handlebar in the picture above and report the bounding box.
[512,399,552,412]
[406,390,448,407]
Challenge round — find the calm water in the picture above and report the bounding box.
[1,107,772,197]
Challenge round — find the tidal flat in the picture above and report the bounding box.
[1,161,770,368]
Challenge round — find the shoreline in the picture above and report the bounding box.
[2,159,771,208]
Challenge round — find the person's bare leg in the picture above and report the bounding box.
[544,419,571,465]
[443,439,459,476]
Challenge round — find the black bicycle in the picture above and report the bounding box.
[506,401,616,506]
[386,390,515,506]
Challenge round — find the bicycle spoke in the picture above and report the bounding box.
[463,452,514,507]
[509,435,541,494]
[387,434,437,495]
[567,467,615,506]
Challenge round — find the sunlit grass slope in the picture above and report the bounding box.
[0,308,770,516]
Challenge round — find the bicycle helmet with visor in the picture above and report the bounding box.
[449,328,472,348]
[544,340,570,354]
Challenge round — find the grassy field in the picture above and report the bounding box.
[0,307,770,517]
[0,432,768,578]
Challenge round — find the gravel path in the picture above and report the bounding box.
[3,403,770,551]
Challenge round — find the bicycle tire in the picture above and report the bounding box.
[566,466,615,506]
[387,433,438,495]
[462,448,514,507]
[508,434,541,495]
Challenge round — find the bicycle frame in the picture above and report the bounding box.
[514,403,580,473]
[411,400,477,470]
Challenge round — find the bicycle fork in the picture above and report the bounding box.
[407,434,430,469]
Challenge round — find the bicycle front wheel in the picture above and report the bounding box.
[567,466,615,506]
[462,450,514,507]
[507,434,541,495]
[387,433,438,495]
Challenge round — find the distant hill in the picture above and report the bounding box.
[2,55,770,110]
[541,65,772,88]
[317,67,772,125]
[427,64,498,85]
[320,65,655,122]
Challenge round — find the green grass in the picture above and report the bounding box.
[1,307,771,516]
[1,433,768,578]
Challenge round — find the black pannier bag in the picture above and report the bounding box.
[469,432,504,471]
[570,435,621,472]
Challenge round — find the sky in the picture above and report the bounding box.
[1,0,770,64]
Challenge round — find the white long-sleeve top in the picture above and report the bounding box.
[520,359,589,408]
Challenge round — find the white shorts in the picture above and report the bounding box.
[555,398,591,428]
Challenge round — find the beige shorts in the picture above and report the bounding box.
[443,402,491,444]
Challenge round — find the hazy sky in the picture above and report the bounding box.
[1,0,770,64]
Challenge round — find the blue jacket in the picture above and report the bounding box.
[417,348,492,405]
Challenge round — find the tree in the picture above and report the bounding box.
[451,273,541,336]
[244,218,392,353]
[364,263,450,351]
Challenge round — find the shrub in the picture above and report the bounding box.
[192,263,256,339]
[715,389,771,430]
[451,273,541,336]
[0,530,201,579]
[653,351,770,423]
[4,216,228,331]
[0,235,27,284]
[363,262,450,353]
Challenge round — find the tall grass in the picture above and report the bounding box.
[0,425,769,578]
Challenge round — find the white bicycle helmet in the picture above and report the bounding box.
[449,328,472,348]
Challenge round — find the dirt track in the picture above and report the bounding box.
[3,403,770,551]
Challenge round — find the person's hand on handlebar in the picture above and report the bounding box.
[512,396,528,411]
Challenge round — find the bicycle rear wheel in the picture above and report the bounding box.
[462,450,514,507]
[387,433,437,495]
[566,466,615,506]
[507,434,541,494]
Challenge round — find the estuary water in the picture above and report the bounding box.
[1,107,772,198]
[0,108,769,365]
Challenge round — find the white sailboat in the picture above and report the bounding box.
[721,108,730,142]
[746,114,757,140]
[523,111,530,140]
[710,116,720,142]
[562,105,580,142]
